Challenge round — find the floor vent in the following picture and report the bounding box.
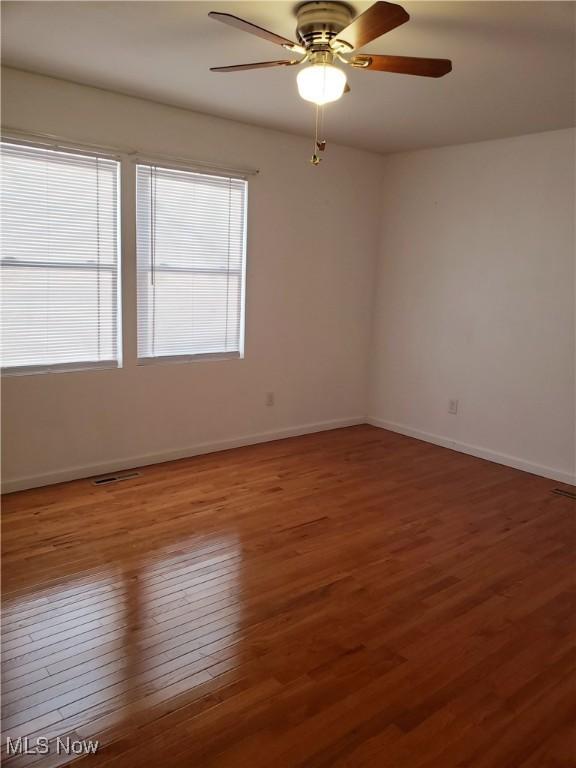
[91,471,142,486]
[552,488,576,500]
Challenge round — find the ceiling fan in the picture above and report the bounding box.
[209,1,452,163]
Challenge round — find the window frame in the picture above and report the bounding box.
[0,139,122,376]
[134,161,248,365]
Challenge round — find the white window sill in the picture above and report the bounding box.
[1,361,120,376]
[137,352,242,366]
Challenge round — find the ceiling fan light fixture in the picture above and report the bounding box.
[296,63,347,105]
[208,2,453,163]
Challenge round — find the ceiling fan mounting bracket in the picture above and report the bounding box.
[295,2,355,51]
[350,55,371,68]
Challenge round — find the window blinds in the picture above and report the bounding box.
[136,164,247,362]
[1,142,120,373]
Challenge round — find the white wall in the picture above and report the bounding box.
[1,68,383,491]
[3,70,574,491]
[369,128,576,483]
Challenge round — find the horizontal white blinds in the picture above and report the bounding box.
[1,142,120,372]
[136,164,247,361]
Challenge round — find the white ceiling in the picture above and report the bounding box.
[2,1,574,154]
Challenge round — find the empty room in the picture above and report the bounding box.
[1,1,575,766]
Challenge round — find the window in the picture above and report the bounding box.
[136,164,247,362]
[1,142,120,373]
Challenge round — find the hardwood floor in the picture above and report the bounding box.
[2,425,575,767]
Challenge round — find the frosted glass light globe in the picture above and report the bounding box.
[297,64,347,105]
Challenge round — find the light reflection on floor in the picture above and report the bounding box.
[1,534,242,761]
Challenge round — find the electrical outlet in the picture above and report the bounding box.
[265,392,275,407]
[448,398,459,415]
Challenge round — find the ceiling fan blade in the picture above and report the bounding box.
[351,54,452,77]
[208,12,304,53]
[335,2,409,51]
[210,60,300,73]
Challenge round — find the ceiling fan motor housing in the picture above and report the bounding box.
[295,2,354,50]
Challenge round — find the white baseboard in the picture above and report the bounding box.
[1,417,365,494]
[367,417,575,486]
[5,415,574,493]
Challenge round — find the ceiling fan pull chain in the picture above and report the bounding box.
[311,103,322,165]
[317,104,327,153]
